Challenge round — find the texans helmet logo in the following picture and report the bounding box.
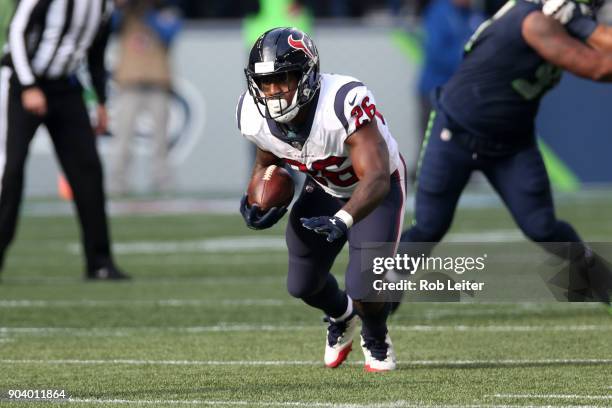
[288,33,316,60]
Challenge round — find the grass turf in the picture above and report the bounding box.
[0,194,611,407]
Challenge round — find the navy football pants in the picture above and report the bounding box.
[286,168,406,319]
[403,109,581,252]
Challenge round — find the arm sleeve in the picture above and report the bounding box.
[8,0,40,88]
[87,14,112,104]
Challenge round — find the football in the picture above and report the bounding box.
[247,165,295,211]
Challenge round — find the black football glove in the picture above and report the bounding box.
[240,194,287,230]
[301,216,348,243]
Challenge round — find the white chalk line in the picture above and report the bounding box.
[493,394,612,401]
[0,299,605,314]
[67,236,288,255]
[8,253,289,266]
[66,399,406,408]
[1,324,611,337]
[0,299,290,308]
[2,358,611,368]
[1,275,284,285]
[65,229,582,256]
[420,303,602,319]
[62,398,606,408]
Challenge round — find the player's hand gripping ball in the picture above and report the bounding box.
[240,165,294,230]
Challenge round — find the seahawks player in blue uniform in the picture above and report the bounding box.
[397,0,612,304]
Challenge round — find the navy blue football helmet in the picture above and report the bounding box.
[244,27,320,123]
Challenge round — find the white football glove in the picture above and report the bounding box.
[543,0,593,24]
[543,0,577,24]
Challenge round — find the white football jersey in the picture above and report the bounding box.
[236,73,403,198]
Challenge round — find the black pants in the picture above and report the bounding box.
[0,67,113,274]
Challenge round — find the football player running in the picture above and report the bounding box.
[395,0,612,307]
[236,28,407,371]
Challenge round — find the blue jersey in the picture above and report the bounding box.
[438,0,597,142]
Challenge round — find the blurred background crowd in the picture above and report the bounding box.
[147,0,612,21]
[155,0,516,19]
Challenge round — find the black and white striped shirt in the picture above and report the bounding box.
[1,0,113,103]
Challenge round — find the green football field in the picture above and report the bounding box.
[0,192,611,407]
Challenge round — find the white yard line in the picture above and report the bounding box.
[0,299,289,308]
[64,228,585,255]
[25,198,242,217]
[0,298,605,319]
[1,275,284,285]
[1,324,612,336]
[0,325,310,336]
[66,399,407,408]
[494,394,612,401]
[67,237,288,255]
[7,254,289,266]
[1,324,612,338]
[421,303,602,319]
[62,399,605,408]
[2,358,611,368]
[392,325,612,333]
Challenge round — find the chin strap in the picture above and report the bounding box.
[267,92,300,123]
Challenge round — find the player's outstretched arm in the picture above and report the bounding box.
[523,11,612,81]
[342,122,391,224]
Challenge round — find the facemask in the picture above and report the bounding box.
[266,91,299,123]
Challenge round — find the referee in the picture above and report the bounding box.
[0,0,128,280]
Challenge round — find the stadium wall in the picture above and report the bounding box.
[537,74,612,186]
